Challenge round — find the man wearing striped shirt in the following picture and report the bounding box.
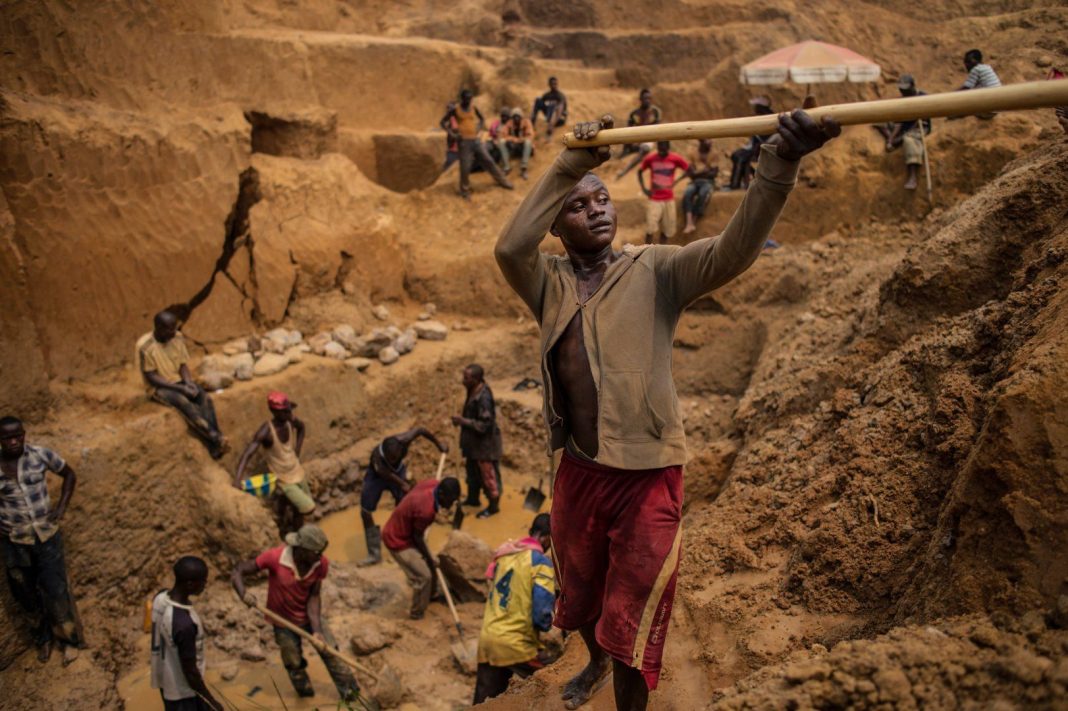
[0,416,83,664]
[959,49,1001,91]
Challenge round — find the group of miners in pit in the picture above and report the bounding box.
[439,50,1054,236]
[5,45,1067,711]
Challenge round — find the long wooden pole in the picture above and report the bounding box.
[252,603,381,682]
[562,81,1068,147]
[919,126,934,203]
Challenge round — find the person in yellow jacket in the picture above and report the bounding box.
[475,513,555,703]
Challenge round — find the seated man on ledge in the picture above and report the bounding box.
[138,310,228,459]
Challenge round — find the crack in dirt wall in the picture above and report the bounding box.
[166,167,262,325]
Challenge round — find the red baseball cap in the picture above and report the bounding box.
[267,391,295,410]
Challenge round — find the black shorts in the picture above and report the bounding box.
[360,468,407,512]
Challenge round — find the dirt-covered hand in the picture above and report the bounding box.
[571,114,614,163]
[767,109,841,161]
[242,592,257,608]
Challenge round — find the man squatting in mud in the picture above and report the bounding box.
[495,110,839,709]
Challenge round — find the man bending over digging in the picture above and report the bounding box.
[494,111,839,709]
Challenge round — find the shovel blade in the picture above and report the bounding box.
[523,487,546,512]
[451,638,479,675]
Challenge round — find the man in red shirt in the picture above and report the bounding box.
[382,476,461,619]
[231,525,358,701]
[638,141,693,244]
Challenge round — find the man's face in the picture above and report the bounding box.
[270,406,293,422]
[500,111,510,122]
[899,86,916,97]
[549,78,558,91]
[188,577,207,596]
[964,58,975,70]
[640,91,652,108]
[383,442,403,466]
[512,114,521,126]
[0,425,25,458]
[552,175,617,254]
[293,547,321,568]
[460,91,472,107]
[154,318,177,343]
[462,368,478,390]
[439,487,459,509]
[657,141,670,157]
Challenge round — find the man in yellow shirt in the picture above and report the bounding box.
[138,310,228,459]
[474,513,555,703]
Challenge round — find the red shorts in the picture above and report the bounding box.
[550,452,683,691]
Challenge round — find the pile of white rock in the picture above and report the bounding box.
[195,306,449,391]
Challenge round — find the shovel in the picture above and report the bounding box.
[434,567,478,674]
[434,451,447,480]
[523,454,553,512]
[523,477,546,512]
[251,603,380,682]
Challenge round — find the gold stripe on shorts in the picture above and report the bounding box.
[631,524,683,667]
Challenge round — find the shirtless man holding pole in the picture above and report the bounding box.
[494,109,839,709]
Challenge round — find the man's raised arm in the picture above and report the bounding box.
[660,110,840,307]
[494,118,611,315]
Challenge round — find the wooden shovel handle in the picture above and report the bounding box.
[252,603,380,682]
[562,81,1068,147]
[434,567,463,636]
[435,451,448,480]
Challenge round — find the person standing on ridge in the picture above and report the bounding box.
[637,141,692,245]
[874,74,932,191]
[234,392,312,538]
[440,89,515,199]
[725,96,776,191]
[356,427,448,567]
[494,108,839,709]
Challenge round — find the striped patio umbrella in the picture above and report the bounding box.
[740,40,881,86]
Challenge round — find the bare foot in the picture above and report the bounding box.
[561,657,611,709]
[904,177,917,190]
[683,224,696,234]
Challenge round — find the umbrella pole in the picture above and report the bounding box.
[919,125,933,203]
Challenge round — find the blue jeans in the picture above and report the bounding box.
[682,179,713,218]
[2,531,81,647]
